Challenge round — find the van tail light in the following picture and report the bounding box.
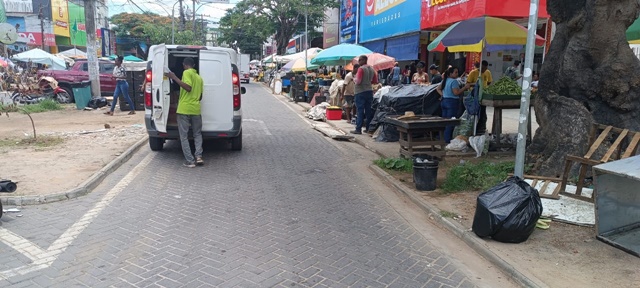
[232,72,241,110]
[144,71,152,108]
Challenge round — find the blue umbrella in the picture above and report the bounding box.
[310,44,372,66]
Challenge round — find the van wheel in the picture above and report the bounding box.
[231,132,242,151]
[149,137,164,151]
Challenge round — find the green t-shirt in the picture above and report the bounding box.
[177,68,204,115]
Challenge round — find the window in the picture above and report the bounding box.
[100,62,115,73]
[81,63,88,71]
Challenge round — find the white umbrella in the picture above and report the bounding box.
[12,48,66,70]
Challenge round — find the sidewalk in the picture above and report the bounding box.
[281,93,640,288]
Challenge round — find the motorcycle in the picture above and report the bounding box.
[11,76,71,104]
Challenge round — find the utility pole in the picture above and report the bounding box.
[84,0,101,97]
[192,0,197,36]
[38,4,45,50]
[179,0,185,30]
[201,14,206,45]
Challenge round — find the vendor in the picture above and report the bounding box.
[412,62,428,85]
[464,60,493,134]
[429,64,442,84]
[437,67,468,143]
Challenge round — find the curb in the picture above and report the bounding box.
[369,165,544,288]
[1,135,149,206]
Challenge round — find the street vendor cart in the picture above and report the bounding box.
[386,115,461,158]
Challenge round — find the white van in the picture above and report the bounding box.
[143,44,246,151]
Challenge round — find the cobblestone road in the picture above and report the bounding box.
[0,82,481,287]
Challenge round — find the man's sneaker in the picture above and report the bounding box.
[183,162,196,168]
[196,157,204,166]
[350,130,362,135]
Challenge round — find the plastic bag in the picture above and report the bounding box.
[469,134,488,157]
[445,138,468,152]
[472,176,543,243]
[453,111,474,137]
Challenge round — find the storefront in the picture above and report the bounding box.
[358,0,422,61]
[51,0,71,54]
[420,0,550,77]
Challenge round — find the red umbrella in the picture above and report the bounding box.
[352,53,396,71]
[0,59,8,67]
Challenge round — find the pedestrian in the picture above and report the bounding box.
[429,64,442,84]
[464,60,493,134]
[391,62,401,86]
[164,58,205,168]
[505,60,522,81]
[402,65,411,84]
[437,66,468,143]
[342,64,359,123]
[412,62,428,84]
[105,55,135,116]
[350,55,378,135]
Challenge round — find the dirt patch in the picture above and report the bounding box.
[0,105,145,197]
[381,157,640,288]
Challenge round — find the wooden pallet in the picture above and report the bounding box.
[560,124,640,202]
[510,174,561,200]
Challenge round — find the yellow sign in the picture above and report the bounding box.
[51,0,70,37]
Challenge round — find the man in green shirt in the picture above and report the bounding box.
[165,58,204,168]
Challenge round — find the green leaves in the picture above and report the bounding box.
[442,161,516,193]
[374,158,413,173]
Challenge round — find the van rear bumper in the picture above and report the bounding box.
[145,114,242,139]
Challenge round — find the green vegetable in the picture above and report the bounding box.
[485,77,522,95]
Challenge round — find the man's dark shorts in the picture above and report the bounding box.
[343,95,355,107]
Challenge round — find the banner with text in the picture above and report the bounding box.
[421,0,549,30]
[68,2,86,46]
[51,0,69,37]
[323,8,339,48]
[339,0,357,43]
[359,0,422,43]
[3,0,33,13]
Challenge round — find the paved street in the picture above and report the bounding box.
[0,82,509,288]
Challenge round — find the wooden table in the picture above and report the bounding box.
[386,116,461,159]
[481,99,532,147]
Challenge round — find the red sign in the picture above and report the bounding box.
[421,0,549,30]
[20,32,56,46]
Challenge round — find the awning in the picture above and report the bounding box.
[362,40,385,54]
[385,33,420,61]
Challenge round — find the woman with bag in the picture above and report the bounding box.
[437,67,468,143]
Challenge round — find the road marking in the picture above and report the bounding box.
[243,118,272,135]
[0,153,155,280]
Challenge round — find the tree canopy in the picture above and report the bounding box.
[110,12,206,45]
[219,0,338,55]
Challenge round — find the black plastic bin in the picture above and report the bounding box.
[413,154,439,191]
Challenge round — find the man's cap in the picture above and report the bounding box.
[429,64,438,70]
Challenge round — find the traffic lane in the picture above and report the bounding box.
[0,81,475,287]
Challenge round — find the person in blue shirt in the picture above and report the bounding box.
[391,62,401,86]
[437,66,469,143]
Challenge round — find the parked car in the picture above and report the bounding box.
[37,59,117,102]
[144,44,246,151]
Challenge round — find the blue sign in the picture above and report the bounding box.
[339,0,357,44]
[359,0,422,43]
[6,16,26,33]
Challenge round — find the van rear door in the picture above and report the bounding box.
[151,44,170,133]
[199,49,234,131]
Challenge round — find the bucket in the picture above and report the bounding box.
[326,109,342,120]
[413,154,439,191]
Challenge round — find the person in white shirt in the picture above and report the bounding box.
[105,56,136,116]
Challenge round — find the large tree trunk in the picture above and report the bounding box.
[528,0,640,176]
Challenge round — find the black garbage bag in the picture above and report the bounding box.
[88,97,108,109]
[472,176,543,243]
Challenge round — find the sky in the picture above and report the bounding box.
[107,0,240,26]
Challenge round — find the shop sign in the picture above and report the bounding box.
[339,0,357,43]
[3,0,33,13]
[421,0,549,30]
[359,0,421,42]
[101,28,112,57]
[323,8,339,48]
[68,2,86,46]
[19,32,56,46]
[51,0,70,37]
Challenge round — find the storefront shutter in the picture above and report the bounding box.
[362,40,385,54]
[386,33,420,61]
